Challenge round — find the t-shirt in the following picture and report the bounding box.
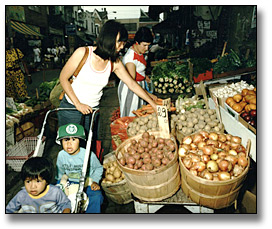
[122,46,146,81]
[6,184,71,213]
[65,46,112,107]
[56,147,103,184]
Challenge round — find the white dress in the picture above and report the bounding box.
[118,46,147,117]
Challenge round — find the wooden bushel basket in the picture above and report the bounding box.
[179,140,251,209]
[101,152,133,205]
[115,131,181,202]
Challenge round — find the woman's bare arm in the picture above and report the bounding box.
[59,47,92,114]
[114,60,157,111]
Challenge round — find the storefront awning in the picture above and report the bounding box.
[10,20,43,38]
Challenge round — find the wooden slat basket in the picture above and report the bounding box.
[115,131,181,202]
[101,152,133,205]
[179,140,251,209]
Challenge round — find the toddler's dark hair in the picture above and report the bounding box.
[21,157,53,184]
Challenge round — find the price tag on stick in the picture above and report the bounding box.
[157,105,170,138]
[162,98,171,110]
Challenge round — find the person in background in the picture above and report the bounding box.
[59,44,67,66]
[57,20,157,139]
[55,123,103,213]
[6,157,71,213]
[6,37,31,101]
[118,26,158,117]
[33,45,41,71]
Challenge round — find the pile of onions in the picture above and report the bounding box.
[117,132,176,171]
[178,131,248,181]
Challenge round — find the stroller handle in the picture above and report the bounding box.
[32,107,99,157]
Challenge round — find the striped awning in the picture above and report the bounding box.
[10,20,43,38]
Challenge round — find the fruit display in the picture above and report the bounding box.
[225,88,256,114]
[178,131,249,181]
[240,110,257,128]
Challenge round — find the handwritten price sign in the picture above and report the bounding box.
[156,105,170,138]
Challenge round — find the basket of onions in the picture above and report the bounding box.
[178,131,250,209]
[115,131,181,202]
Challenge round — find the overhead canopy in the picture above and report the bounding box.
[10,20,43,38]
[152,19,177,34]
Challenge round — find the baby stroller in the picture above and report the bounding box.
[33,107,100,213]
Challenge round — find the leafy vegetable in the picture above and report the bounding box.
[213,49,242,74]
[189,58,213,76]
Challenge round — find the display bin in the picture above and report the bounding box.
[6,137,45,172]
[101,152,133,205]
[238,116,256,135]
[110,117,136,150]
[224,102,240,120]
[209,87,228,109]
[115,131,180,202]
[179,156,250,209]
[193,69,213,83]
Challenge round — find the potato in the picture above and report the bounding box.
[113,168,122,178]
[106,174,115,182]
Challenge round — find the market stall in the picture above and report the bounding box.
[6,79,58,172]
[105,51,256,213]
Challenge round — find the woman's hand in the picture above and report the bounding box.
[75,103,93,115]
[148,92,158,102]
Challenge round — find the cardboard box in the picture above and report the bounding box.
[238,115,256,135]
[209,87,228,108]
[224,102,240,120]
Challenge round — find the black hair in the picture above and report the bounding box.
[94,20,128,62]
[21,157,53,184]
[134,27,153,44]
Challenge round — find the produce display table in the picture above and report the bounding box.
[208,98,256,162]
[133,188,214,213]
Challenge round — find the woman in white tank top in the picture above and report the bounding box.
[58,20,158,131]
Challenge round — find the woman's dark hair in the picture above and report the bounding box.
[134,27,153,44]
[21,157,53,184]
[94,20,128,62]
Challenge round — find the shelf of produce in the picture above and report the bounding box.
[208,98,256,162]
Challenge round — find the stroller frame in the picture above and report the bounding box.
[33,107,100,213]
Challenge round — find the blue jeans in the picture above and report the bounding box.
[57,180,104,213]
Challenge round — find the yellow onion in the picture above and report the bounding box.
[208,132,218,141]
[197,141,206,150]
[202,146,214,155]
[178,147,187,157]
[207,160,218,172]
[193,134,203,143]
[238,156,248,168]
[218,134,227,142]
[218,171,231,181]
[183,157,192,169]
[231,136,242,144]
[183,136,193,145]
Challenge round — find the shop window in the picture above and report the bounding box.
[28,6,41,13]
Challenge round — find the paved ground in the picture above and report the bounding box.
[6,68,256,214]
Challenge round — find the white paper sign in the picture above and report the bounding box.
[157,105,170,138]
